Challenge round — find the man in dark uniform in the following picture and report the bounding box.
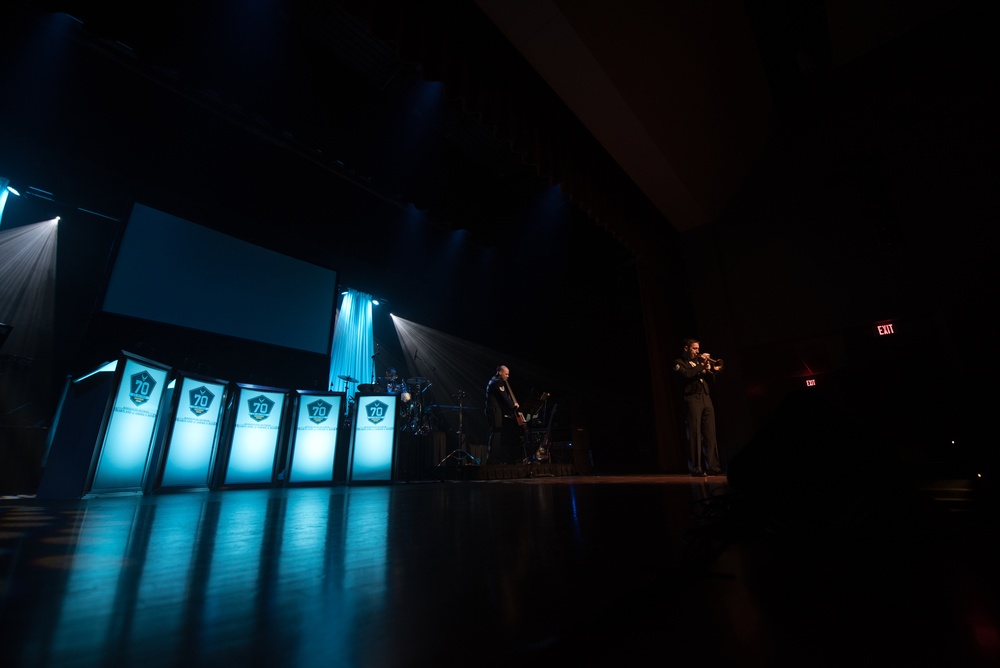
[484,364,520,465]
[673,339,724,477]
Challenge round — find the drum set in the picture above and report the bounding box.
[378,371,432,433]
[401,377,432,434]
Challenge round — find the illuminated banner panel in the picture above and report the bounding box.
[90,355,171,494]
[288,392,344,483]
[349,394,398,483]
[160,376,229,489]
[224,387,288,486]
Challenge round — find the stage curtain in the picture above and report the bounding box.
[0,177,9,227]
[328,289,374,397]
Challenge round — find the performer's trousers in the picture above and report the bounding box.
[487,417,519,465]
[684,393,720,473]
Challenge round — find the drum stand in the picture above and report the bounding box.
[337,374,359,416]
[436,390,479,466]
[406,380,432,436]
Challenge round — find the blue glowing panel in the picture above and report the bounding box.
[160,378,228,488]
[349,394,398,482]
[288,393,343,483]
[224,388,287,485]
[91,357,169,493]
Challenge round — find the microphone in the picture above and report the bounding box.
[413,348,418,362]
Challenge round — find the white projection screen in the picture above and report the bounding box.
[101,203,337,355]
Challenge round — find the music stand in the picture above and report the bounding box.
[518,392,551,464]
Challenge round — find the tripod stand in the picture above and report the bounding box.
[436,390,480,466]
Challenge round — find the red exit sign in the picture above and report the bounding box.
[873,321,896,336]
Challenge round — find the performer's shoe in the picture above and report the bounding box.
[689,470,707,477]
[706,469,725,476]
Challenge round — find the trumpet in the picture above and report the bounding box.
[700,354,724,368]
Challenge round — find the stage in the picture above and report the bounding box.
[1,470,997,667]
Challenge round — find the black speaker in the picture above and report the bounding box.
[0,323,11,350]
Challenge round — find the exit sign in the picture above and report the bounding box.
[873,320,897,336]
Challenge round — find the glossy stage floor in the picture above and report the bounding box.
[1,469,998,667]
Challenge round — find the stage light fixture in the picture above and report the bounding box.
[5,186,19,196]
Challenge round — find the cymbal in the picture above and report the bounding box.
[337,375,360,383]
[406,377,429,386]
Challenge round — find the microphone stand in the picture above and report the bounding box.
[436,389,480,466]
[370,343,380,384]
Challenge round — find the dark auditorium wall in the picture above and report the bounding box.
[673,9,995,474]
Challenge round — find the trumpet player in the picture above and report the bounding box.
[673,338,724,477]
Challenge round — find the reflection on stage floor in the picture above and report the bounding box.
[1,471,998,667]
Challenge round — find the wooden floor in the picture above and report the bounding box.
[1,470,998,667]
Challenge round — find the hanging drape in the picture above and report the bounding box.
[327,288,374,397]
[0,177,9,228]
